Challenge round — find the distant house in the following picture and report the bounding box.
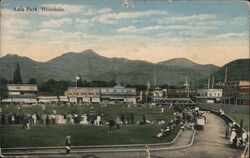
[65,87,101,103]
[167,89,196,101]
[196,89,223,103]
[101,84,136,104]
[2,84,38,104]
[148,87,167,99]
[222,81,250,106]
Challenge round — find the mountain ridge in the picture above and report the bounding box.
[0,49,222,85]
[157,57,218,68]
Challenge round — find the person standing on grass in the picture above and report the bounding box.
[115,116,121,129]
[65,136,71,154]
[108,117,115,134]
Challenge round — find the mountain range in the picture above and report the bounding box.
[0,49,246,86]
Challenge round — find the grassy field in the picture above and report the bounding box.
[227,113,249,131]
[0,124,180,148]
[0,104,180,148]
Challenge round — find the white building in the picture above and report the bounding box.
[59,96,69,103]
[101,84,136,104]
[148,87,168,99]
[196,89,223,103]
[2,84,38,104]
[65,87,101,103]
[38,96,58,103]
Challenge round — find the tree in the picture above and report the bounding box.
[38,79,74,96]
[109,80,116,86]
[0,78,8,104]
[13,63,22,84]
[28,78,37,84]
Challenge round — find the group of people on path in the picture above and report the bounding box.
[156,106,197,138]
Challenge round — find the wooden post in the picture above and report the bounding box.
[0,147,5,158]
[145,145,150,158]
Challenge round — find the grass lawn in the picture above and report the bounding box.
[227,113,249,131]
[0,104,180,148]
[0,124,180,148]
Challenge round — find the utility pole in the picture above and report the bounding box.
[208,77,210,89]
[184,76,190,98]
[153,72,157,87]
[168,82,171,92]
[117,76,120,85]
[224,67,228,83]
[212,75,214,89]
[146,81,150,103]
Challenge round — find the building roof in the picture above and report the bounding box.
[7,84,38,86]
[7,84,38,91]
[113,84,125,89]
[6,95,37,99]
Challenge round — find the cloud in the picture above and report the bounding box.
[75,18,90,25]
[215,32,249,39]
[97,8,112,14]
[117,26,137,33]
[157,14,217,24]
[117,13,220,37]
[230,17,248,25]
[92,10,168,24]
[117,24,217,33]
[76,10,168,25]
[3,18,29,30]
[41,18,72,28]
[155,14,221,30]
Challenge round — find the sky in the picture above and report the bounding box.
[0,0,249,66]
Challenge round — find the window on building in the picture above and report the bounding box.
[96,93,99,95]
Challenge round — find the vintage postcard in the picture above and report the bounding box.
[0,0,249,157]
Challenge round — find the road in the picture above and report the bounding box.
[2,112,243,158]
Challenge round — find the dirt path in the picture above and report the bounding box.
[149,112,242,158]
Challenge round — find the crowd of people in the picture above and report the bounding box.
[155,106,198,138]
[226,122,249,149]
[0,110,141,132]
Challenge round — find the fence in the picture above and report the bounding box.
[198,103,249,115]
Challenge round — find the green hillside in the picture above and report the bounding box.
[213,59,250,82]
[195,59,250,88]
